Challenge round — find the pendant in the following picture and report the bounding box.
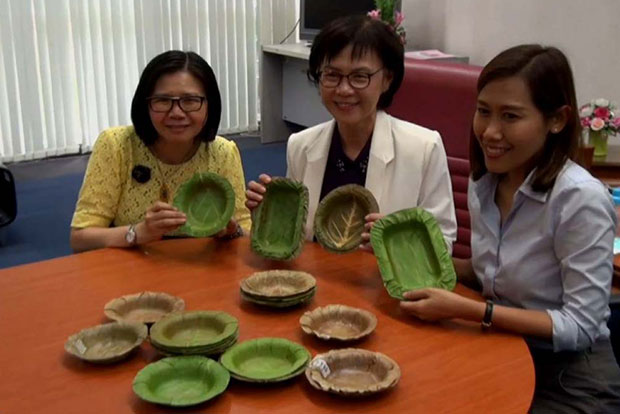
[160,185,169,202]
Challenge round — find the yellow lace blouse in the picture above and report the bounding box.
[71,126,251,232]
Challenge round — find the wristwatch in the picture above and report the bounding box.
[481,299,494,330]
[125,224,138,246]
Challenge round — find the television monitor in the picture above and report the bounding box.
[299,0,377,42]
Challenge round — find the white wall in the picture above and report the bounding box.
[402,0,620,130]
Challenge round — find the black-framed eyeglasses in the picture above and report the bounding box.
[318,68,384,90]
[147,95,206,112]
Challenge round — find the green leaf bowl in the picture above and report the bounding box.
[150,311,239,350]
[133,356,230,406]
[220,337,311,382]
[370,207,456,299]
[173,172,235,237]
[250,177,309,260]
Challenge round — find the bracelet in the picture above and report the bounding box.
[481,300,494,331]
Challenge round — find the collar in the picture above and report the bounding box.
[473,168,549,204]
[368,110,394,164]
[305,110,394,164]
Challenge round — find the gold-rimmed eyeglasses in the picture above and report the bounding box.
[147,96,206,113]
[318,68,384,90]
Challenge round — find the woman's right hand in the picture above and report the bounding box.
[245,174,272,211]
[135,201,186,244]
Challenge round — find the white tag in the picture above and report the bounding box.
[75,339,87,355]
[311,358,331,378]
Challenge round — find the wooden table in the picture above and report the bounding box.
[0,238,534,413]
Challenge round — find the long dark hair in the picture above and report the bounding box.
[470,44,580,192]
[307,15,404,109]
[131,50,222,145]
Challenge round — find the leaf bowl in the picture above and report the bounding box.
[370,207,456,299]
[299,304,377,341]
[173,172,235,237]
[64,321,148,363]
[240,270,316,299]
[314,184,379,253]
[133,356,230,406]
[149,311,239,351]
[250,177,309,260]
[219,337,311,382]
[104,291,185,325]
[305,348,400,396]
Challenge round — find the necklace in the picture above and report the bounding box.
[150,140,201,203]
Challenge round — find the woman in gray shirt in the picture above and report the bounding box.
[399,44,620,413]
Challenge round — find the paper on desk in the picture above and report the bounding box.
[405,49,457,59]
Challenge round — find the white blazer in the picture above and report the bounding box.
[286,110,457,252]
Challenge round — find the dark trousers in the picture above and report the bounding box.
[529,339,620,413]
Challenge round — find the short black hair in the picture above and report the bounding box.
[470,44,580,192]
[131,50,222,145]
[307,15,404,109]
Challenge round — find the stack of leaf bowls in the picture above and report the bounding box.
[240,270,317,308]
[149,310,239,356]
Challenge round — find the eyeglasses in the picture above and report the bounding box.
[318,68,384,90]
[147,96,206,113]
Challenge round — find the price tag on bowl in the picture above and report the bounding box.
[75,339,87,355]
[310,358,331,378]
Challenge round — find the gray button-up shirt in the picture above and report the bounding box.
[469,160,616,351]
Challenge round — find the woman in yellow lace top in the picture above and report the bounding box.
[70,51,251,252]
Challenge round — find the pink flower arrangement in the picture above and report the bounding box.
[367,0,406,44]
[580,98,619,135]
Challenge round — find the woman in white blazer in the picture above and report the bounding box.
[247,15,456,251]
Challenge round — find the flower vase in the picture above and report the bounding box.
[590,130,609,157]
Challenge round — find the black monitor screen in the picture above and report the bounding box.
[300,0,377,41]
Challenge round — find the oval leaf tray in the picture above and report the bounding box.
[250,177,309,260]
[370,207,456,299]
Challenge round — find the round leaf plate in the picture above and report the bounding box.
[133,356,230,406]
[220,337,311,382]
[173,172,235,237]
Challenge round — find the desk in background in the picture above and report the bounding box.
[0,238,534,413]
[591,145,620,185]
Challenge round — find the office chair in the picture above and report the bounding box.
[0,162,17,230]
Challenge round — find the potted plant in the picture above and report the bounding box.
[367,0,406,45]
[580,98,620,157]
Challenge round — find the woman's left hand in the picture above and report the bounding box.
[400,288,477,322]
[214,219,242,239]
[359,213,383,252]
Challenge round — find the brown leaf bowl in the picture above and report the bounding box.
[313,184,379,253]
[64,321,148,363]
[305,348,401,396]
[240,270,316,299]
[299,304,377,341]
[104,291,185,325]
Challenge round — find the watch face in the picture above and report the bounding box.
[126,227,136,244]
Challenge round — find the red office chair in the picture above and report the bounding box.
[388,59,481,258]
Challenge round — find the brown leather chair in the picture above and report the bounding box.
[387,59,481,258]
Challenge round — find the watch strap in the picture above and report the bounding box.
[481,300,494,330]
